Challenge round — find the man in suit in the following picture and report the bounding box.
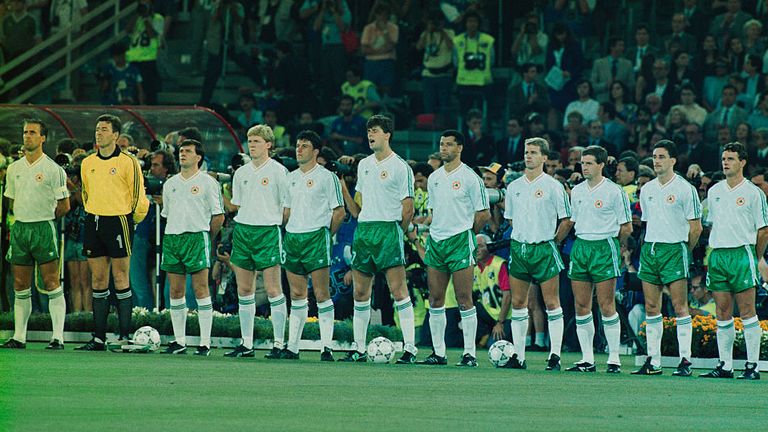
[710,0,753,49]
[591,37,634,103]
[507,63,549,120]
[640,59,676,115]
[664,13,698,57]
[682,0,710,40]
[684,123,719,172]
[496,117,525,166]
[585,120,615,154]
[703,84,748,143]
[627,24,659,74]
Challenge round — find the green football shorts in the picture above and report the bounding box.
[507,240,564,283]
[161,232,211,274]
[6,221,59,266]
[707,246,760,293]
[424,230,476,273]
[638,242,690,286]
[230,223,282,271]
[283,228,331,275]
[568,237,621,283]
[351,221,405,274]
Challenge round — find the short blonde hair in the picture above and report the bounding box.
[247,124,275,144]
[525,136,550,154]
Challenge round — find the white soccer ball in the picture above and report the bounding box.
[488,340,515,367]
[133,326,161,351]
[366,336,395,364]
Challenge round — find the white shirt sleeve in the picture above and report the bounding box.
[231,170,242,206]
[160,181,169,218]
[569,188,579,223]
[639,188,649,222]
[684,184,702,220]
[400,164,414,200]
[328,174,343,210]
[53,165,70,200]
[471,173,489,212]
[427,174,434,211]
[555,183,571,219]
[209,180,224,216]
[4,164,14,199]
[616,186,631,225]
[754,188,768,230]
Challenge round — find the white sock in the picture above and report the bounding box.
[197,296,213,348]
[459,307,478,357]
[511,308,529,361]
[170,297,187,346]
[317,299,335,349]
[576,313,595,364]
[47,287,66,343]
[395,297,416,353]
[353,299,371,353]
[268,294,287,349]
[13,289,32,343]
[645,314,663,367]
[287,298,308,353]
[535,332,546,347]
[743,315,762,370]
[602,313,621,365]
[676,315,692,360]
[716,318,735,371]
[546,307,564,357]
[429,307,447,357]
[238,294,256,349]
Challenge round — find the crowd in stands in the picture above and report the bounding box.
[2,0,768,353]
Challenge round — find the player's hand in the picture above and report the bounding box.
[491,322,505,341]
[338,155,355,165]
[217,250,231,263]
[343,271,353,286]
[406,228,418,243]
[687,164,702,179]
[152,194,162,205]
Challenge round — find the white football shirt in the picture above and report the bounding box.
[285,164,344,234]
[640,174,702,243]
[427,163,489,242]
[161,171,224,234]
[504,172,571,243]
[356,152,414,222]
[4,154,69,222]
[706,179,768,248]
[231,158,288,226]
[570,178,631,240]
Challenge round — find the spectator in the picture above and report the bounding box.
[702,59,730,111]
[669,51,699,94]
[725,36,746,73]
[585,120,613,153]
[752,128,768,167]
[545,150,563,175]
[307,0,351,102]
[473,234,512,346]
[236,93,263,140]
[563,111,587,150]
[99,43,145,106]
[689,271,716,317]
[608,80,637,123]
[749,92,768,130]
[341,66,381,119]
[627,23,659,75]
[116,134,134,151]
[709,0,751,49]
[664,13,698,57]
[360,3,398,97]
[412,162,432,224]
[417,12,454,117]
[507,63,549,121]
[591,37,634,103]
[683,123,719,172]
[329,95,367,155]
[735,121,753,148]
[0,0,41,98]
[271,40,313,122]
[427,152,441,171]
[510,12,547,71]
[639,59,675,115]
[126,0,164,105]
[49,0,87,34]
[453,10,495,116]
[495,117,524,167]
[263,109,288,149]
[563,79,599,127]
[743,19,766,55]
[616,157,639,203]
[742,54,763,105]
[681,0,709,40]
[545,22,584,128]
[600,102,628,153]
[666,107,689,142]
[64,156,90,312]
[463,108,492,167]
[671,84,708,127]
[703,84,748,142]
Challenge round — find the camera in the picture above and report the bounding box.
[210,171,232,183]
[487,188,505,205]
[326,160,351,176]
[145,176,165,195]
[463,52,487,71]
[566,176,584,190]
[54,152,72,167]
[150,139,170,153]
[218,242,233,255]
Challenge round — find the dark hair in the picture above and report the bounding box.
[722,84,737,94]
[547,150,561,161]
[23,118,48,137]
[179,139,205,168]
[519,62,538,74]
[653,139,678,159]
[583,145,608,165]
[340,94,355,104]
[319,147,339,163]
[412,162,434,177]
[723,141,748,161]
[466,108,483,121]
[600,102,617,119]
[608,36,623,51]
[366,114,394,135]
[635,23,649,33]
[178,126,203,143]
[152,149,178,175]
[96,114,121,134]
[275,40,293,55]
[296,130,323,150]
[747,54,763,71]
[441,129,465,146]
[619,157,639,175]
[464,10,481,24]
[347,65,362,78]
[110,42,128,56]
[575,79,593,97]
[679,83,697,94]
[56,138,80,154]
[609,80,632,104]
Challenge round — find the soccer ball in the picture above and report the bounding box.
[133,326,161,351]
[366,336,395,364]
[488,340,515,367]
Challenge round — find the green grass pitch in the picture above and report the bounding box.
[1,346,765,431]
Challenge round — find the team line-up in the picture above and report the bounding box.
[2,113,766,380]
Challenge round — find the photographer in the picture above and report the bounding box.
[511,13,547,70]
[129,149,176,309]
[453,11,494,116]
[417,11,454,117]
[126,0,164,105]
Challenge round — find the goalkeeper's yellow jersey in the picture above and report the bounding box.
[81,146,149,223]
